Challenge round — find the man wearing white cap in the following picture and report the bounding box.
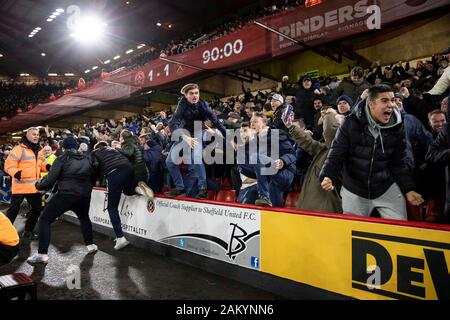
[270,93,292,132]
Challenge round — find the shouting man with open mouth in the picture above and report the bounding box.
[319,84,424,220]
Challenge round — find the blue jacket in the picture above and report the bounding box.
[238,128,296,177]
[169,97,227,137]
[142,139,163,176]
[401,109,433,169]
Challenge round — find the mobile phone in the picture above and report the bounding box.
[283,105,293,123]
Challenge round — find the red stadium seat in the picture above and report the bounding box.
[207,190,217,201]
[222,177,232,190]
[425,198,445,223]
[216,190,236,203]
[213,176,222,186]
[160,187,173,195]
[406,202,423,222]
[291,179,302,192]
[284,192,301,208]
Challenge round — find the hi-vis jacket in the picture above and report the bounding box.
[4,143,47,194]
[40,154,57,178]
[0,212,19,246]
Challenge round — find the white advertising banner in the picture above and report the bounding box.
[67,189,261,270]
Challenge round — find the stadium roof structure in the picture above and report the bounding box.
[0,0,260,77]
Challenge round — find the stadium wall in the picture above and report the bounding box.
[356,12,450,66]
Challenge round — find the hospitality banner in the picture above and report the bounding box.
[66,189,261,269]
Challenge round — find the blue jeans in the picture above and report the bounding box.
[166,135,206,191]
[240,154,294,207]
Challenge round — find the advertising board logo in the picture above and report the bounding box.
[147,200,155,214]
[227,223,258,261]
[134,71,145,86]
[351,231,450,300]
[159,223,259,262]
[251,256,260,269]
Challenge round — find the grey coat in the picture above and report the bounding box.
[288,113,342,213]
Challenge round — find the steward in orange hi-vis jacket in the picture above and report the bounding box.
[0,211,19,266]
[4,127,47,239]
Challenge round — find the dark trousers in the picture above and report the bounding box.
[38,193,93,254]
[106,166,134,238]
[148,172,162,194]
[0,243,19,267]
[240,154,294,207]
[6,193,42,232]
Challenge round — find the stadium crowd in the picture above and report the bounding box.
[0,0,305,116]
[0,83,69,118]
[104,0,304,74]
[0,47,449,227]
[0,43,448,266]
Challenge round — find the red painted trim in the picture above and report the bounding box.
[92,187,450,232]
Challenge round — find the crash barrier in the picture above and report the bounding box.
[63,188,450,300]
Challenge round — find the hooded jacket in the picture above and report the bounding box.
[320,99,415,199]
[36,149,93,197]
[117,133,149,179]
[329,77,371,107]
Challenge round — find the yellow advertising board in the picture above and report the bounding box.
[261,211,450,300]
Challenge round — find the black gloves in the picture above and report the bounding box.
[14,171,21,180]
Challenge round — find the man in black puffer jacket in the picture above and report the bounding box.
[27,136,97,265]
[320,84,424,220]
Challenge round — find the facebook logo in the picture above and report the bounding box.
[179,239,185,248]
[251,256,259,269]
